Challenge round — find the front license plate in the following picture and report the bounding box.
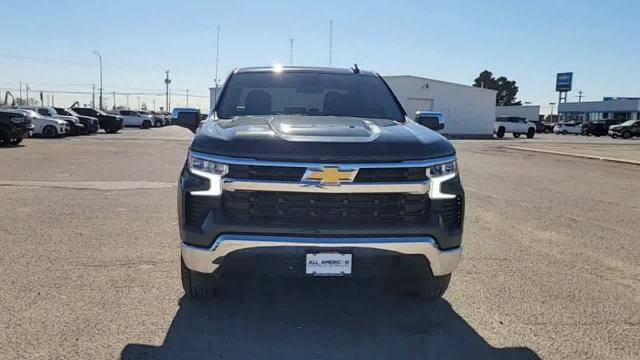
[305,252,352,276]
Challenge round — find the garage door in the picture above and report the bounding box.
[405,98,434,119]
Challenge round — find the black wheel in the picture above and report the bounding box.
[105,127,119,134]
[562,130,568,135]
[0,127,11,146]
[43,125,57,137]
[622,131,632,139]
[513,133,521,138]
[141,120,151,129]
[526,128,535,138]
[405,274,451,299]
[544,128,551,134]
[181,256,219,298]
[585,130,592,136]
[10,138,23,145]
[496,127,505,138]
[610,134,617,139]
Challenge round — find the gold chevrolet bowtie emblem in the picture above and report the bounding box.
[302,167,358,186]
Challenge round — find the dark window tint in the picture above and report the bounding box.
[37,109,49,116]
[217,72,405,121]
[178,111,198,124]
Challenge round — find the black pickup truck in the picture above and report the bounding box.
[54,107,100,134]
[71,107,123,133]
[172,66,465,299]
[0,110,32,146]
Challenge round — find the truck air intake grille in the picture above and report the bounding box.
[185,194,211,227]
[223,191,428,225]
[431,196,463,231]
[226,165,427,182]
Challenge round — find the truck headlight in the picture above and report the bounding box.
[188,152,228,196]
[426,160,458,199]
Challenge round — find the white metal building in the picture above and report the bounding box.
[496,105,541,122]
[384,75,497,138]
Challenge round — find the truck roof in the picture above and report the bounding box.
[234,66,377,77]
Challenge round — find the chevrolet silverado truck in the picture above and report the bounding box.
[172,66,465,298]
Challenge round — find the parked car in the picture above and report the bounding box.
[54,107,99,134]
[30,107,85,135]
[528,120,554,134]
[608,120,640,139]
[71,107,123,133]
[138,110,165,127]
[115,110,154,129]
[553,122,582,135]
[5,109,68,137]
[0,110,32,146]
[494,116,536,138]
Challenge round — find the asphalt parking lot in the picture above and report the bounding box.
[1,129,639,360]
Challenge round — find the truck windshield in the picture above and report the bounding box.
[216,72,405,121]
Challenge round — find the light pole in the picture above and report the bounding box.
[93,51,103,110]
[186,89,190,107]
[549,102,556,121]
[289,38,294,65]
[164,70,171,112]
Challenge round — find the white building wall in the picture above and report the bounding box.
[384,75,496,138]
[496,105,540,122]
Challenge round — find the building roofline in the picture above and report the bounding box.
[383,75,497,93]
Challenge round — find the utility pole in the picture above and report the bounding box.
[126,94,130,109]
[576,91,585,103]
[93,51,103,109]
[19,82,22,104]
[329,20,333,66]
[548,102,556,120]
[112,92,116,109]
[92,84,96,107]
[137,96,140,109]
[52,94,54,106]
[164,70,171,112]
[289,38,294,65]
[153,99,156,111]
[25,84,29,106]
[186,89,190,107]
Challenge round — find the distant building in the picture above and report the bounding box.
[558,98,640,123]
[384,75,497,138]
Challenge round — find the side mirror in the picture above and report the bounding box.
[415,113,445,131]
[171,110,201,133]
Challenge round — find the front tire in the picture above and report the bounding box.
[181,256,219,298]
[141,120,152,129]
[406,274,451,299]
[105,127,119,134]
[43,125,58,138]
[622,131,632,139]
[526,128,535,139]
[562,130,568,135]
[496,127,505,138]
[0,127,11,146]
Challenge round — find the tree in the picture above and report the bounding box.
[473,70,521,106]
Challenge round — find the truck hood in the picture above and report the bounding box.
[190,115,455,162]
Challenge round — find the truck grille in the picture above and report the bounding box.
[431,196,463,231]
[223,191,428,225]
[227,165,427,182]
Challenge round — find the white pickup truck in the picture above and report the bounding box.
[494,116,536,139]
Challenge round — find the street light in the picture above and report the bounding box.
[93,51,103,110]
[548,102,556,120]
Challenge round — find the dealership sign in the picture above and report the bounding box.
[556,72,573,92]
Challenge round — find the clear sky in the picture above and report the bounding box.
[1,0,639,113]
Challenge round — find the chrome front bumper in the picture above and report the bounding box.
[182,235,462,277]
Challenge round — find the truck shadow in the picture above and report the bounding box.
[121,277,539,360]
